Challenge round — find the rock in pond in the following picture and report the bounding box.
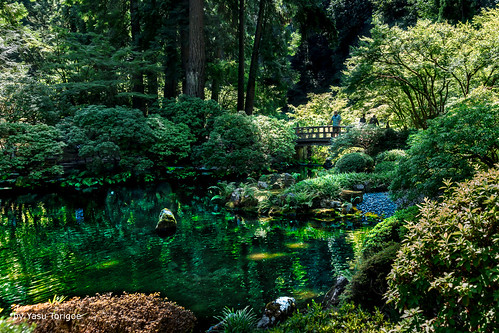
[322,276,349,309]
[155,208,177,238]
[257,296,296,329]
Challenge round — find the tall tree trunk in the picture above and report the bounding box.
[236,0,245,111]
[185,0,205,99]
[143,0,159,111]
[244,0,266,115]
[130,0,144,111]
[180,0,190,94]
[164,36,179,98]
[211,46,222,102]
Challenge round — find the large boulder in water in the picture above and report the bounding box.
[155,208,177,238]
[256,296,296,329]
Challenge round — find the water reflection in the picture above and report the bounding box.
[0,184,358,326]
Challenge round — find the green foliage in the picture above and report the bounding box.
[330,126,406,160]
[0,318,35,333]
[0,122,65,182]
[195,113,266,175]
[374,149,407,174]
[344,9,499,129]
[386,168,499,332]
[269,301,395,333]
[59,105,193,176]
[253,115,296,166]
[375,149,407,163]
[335,152,374,174]
[344,243,400,311]
[317,170,394,192]
[146,115,194,167]
[288,89,348,126]
[361,206,419,258]
[390,91,499,203]
[373,161,396,174]
[196,113,296,174]
[282,175,342,210]
[214,306,257,333]
[159,95,225,143]
[42,32,136,108]
[59,105,153,174]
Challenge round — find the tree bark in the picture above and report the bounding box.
[211,46,222,102]
[163,0,182,99]
[130,0,144,111]
[185,0,205,99]
[236,0,245,111]
[244,0,266,115]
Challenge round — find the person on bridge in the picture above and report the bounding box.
[329,111,342,134]
[359,113,366,125]
[369,114,379,126]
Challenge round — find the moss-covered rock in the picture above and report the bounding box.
[155,208,177,237]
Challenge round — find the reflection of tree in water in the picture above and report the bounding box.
[104,182,175,229]
[0,189,359,327]
[327,231,355,277]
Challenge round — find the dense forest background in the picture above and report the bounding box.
[0,0,498,184]
[2,0,497,114]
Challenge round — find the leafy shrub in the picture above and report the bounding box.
[312,171,394,192]
[390,92,499,203]
[146,115,195,167]
[159,95,224,143]
[282,175,342,209]
[253,115,296,166]
[195,113,266,174]
[0,79,59,125]
[373,161,397,174]
[214,306,257,333]
[386,168,499,332]
[59,105,192,175]
[12,292,196,333]
[0,122,65,182]
[375,149,407,163]
[344,244,400,311]
[269,301,394,333]
[335,152,374,174]
[0,318,35,333]
[361,206,419,258]
[288,90,348,127]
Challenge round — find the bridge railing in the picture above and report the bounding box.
[294,125,347,140]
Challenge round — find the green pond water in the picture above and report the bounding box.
[0,183,366,328]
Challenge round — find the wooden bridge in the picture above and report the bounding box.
[295,125,347,146]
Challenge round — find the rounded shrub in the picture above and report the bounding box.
[344,243,400,311]
[12,292,197,333]
[361,206,419,258]
[159,95,224,143]
[373,161,397,174]
[195,113,266,174]
[375,149,407,163]
[335,152,374,174]
[386,168,499,332]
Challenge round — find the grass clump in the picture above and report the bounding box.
[269,301,394,333]
[213,306,257,333]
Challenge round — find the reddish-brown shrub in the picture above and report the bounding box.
[12,292,196,333]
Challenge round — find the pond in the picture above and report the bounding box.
[0,183,366,329]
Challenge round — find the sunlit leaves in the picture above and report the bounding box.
[386,168,499,332]
[344,8,499,129]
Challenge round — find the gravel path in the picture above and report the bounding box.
[357,192,397,218]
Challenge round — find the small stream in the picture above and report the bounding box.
[0,183,368,329]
